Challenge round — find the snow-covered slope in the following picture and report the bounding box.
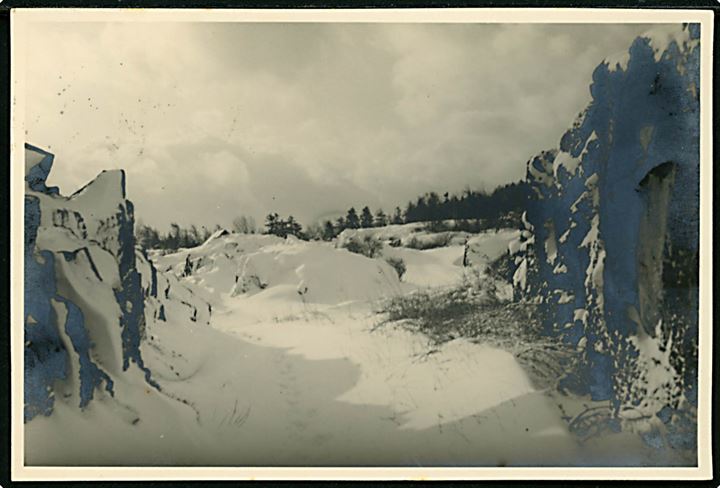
[152,222,521,309]
[153,233,406,307]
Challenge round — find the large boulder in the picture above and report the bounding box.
[512,24,700,422]
[24,143,156,421]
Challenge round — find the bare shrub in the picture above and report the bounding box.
[384,256,406,281]
[377,271,575,391]
[341,234,383,258]
[405,233,454,250]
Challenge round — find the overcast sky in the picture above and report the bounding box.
[23,21,655,229]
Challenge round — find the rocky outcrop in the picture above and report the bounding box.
[136,247,213,327]
[24,143,157,421]
[512,24,700,428]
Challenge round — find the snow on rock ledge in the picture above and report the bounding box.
[24,143,156,421]
[512,24,700,426]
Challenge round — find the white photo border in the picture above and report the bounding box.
[9,7,714,481]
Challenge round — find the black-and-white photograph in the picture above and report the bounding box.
[12,8,713,478]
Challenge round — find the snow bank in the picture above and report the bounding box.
[337,222,471,249]
[231,241,405,305]
[462,229,520,268]
[154,233,406,306]
[383,245,466,288]
[159,222,520,304]
[152,233,284,304]
[335,222,426,248]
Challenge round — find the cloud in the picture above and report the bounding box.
[22,20,655,229]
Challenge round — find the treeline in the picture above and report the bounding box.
[136,222,223,251]
[136,180,529,250]
[404,181,529,223]
[264,213,303,239]
[136,215,258,250]
[317,180,530,239]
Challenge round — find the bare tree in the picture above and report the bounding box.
[232,215,257,234]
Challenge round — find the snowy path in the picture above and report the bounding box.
[135,295,633,467]
[148,301,596,466]
[25,300,652,466]
[25,231,652,466]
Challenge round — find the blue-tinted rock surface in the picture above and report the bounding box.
[513,25,700,420]
[24,143,156,421]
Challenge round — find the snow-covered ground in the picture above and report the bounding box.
[27,226,666,466]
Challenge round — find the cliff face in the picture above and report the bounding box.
[24,143,156,421]
[513,24,700,423]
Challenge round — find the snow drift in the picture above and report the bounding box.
[152,233,406,306]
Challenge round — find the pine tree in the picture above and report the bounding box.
[346,207,360,229]
[391,207,404,225]
[335,216,347,233]
[286,215,303,238]
[168,223,180,250]
[374,209,387,227]
[265,213,281,236]
[426,192,441,221]
[405,201,417,223]
[360,206,374,228]
[136,224,158,249]
[322,220,336,241]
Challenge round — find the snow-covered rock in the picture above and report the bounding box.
[462,229,519,267]
[153,233,406,306]
[512,23,700,425]
[23,143,202,422]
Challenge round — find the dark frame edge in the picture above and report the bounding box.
[0,3,717,488]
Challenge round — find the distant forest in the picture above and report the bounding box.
[136,180,530,251]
